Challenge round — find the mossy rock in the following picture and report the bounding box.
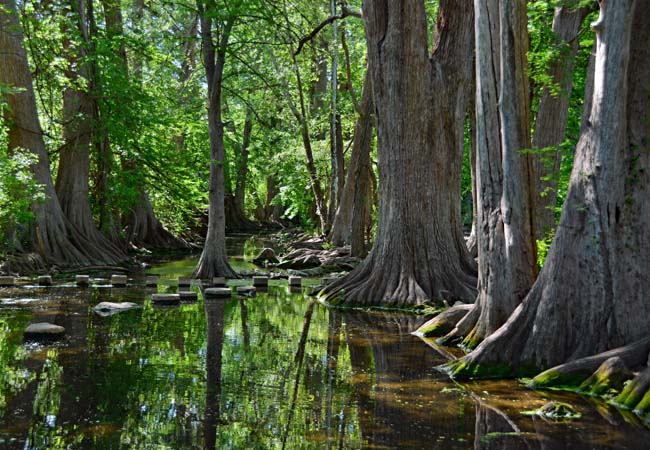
[523,401,581,420]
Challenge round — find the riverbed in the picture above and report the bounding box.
[0,235,648,449]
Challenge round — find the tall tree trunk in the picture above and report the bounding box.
[465,91,478,258]
[328,112,345,228]
[0,0,110,267]
[442,0,537,349]
[322,0,477,307]
[55,0,126,264]
[532,4,590,239]
[329,68,374,248]
[193,3,238,279]
[234,107,253,215]
[448,0,650,379]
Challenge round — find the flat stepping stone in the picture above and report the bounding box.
[24,323,65,342]
[212,277,227,287]
[252,276,269,287]
[0,276,15,287]
[75,275,90,286]
[236,286,256,297]
[204,287,232,298]
[111,274,127,286]
[179,291,198,302]
[145,276,159,287]
[288,276,302,287]
[38,275,53,286]
[151,294,180,306]
[178,277,191,287]
[93,302,139,316]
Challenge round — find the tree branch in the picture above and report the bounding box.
[293,6,361,56]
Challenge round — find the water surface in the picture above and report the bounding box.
[0,235,649,449]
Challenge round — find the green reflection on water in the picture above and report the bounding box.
[1,236,650,449]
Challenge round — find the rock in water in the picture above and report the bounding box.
[0,276,16,287]
[236,286,256,297]
[212,277,227,287]
[37,275,53,286]
[178,277,191,287]
[93,302,140,316]
[252,276,269,287]
[204,288,232,298]
[111,274,127,286]
[145,276,159,287]
[75,275,90,286]
[24,323,65,342]
[151,294,181,306]
[253,248,279,266]
[179,291,198,302]
[288,276,302,287]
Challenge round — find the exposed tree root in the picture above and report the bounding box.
[413,304,473,337]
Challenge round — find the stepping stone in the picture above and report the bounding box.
[75,275,90,286]
[38,275,53,286]
[145,276,159,287]
[0,276,15,287]
[178,277,191,287]
[204,287,232,298]
[252,276,269,288]
[212,277,227,287]
[92,302,139,316]
[236,286,256,297]
[151,293,180,306]
[24,323,65,342]
[179,291,198,302]
[111,274,127,286]
[288,276,302,287]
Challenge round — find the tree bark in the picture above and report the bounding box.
[532,4,590,239]
[321,0,477,307]
[193,2,238,279]
[55,0,126,263]
[0,0,113,267]
[448,0,650,379]
[234,107,253,215]
[329,68,374,248]
[442,0,537,349]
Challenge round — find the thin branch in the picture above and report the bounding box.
[293,6,361,56]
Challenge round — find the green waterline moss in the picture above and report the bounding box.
[530,369,594,391]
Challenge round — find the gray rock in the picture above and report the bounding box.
[24,323,65,341]
[236,286,256,297]
[145,276,159,287]
[75,275,90,286]
[111,274,127,286]
[179,291,198,302]
[93,302,140,316]
[151,294,180,306]
[38,275,53,286]
[178,277,191,287]
[204,287,232,298]
[253,248,279,266]
[289,276,302,287]
[0,276,15,287]
[252,276,269,287]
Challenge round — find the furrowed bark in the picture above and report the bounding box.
[447,0,650,379]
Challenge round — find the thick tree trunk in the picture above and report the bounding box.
[329,68,374,248]
[442,0,537,348]
[448,0,650,379]
[465,94,478,258]
[321,0,477,307]
[193,5,238,279]
[55,0,126,264]
[532,4,590,239]
[350,117,374,258]
[0,0,113,267]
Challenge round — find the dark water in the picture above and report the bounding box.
[1,236,649,449]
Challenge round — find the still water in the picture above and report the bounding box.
[1,235,649,449]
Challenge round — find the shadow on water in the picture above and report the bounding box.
[0,235,650,449]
